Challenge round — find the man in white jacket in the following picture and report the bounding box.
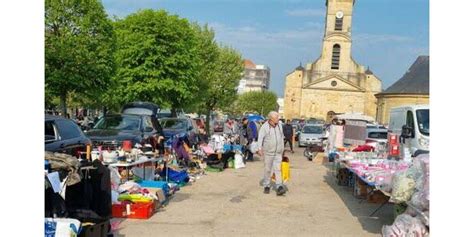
[257,111,286,196]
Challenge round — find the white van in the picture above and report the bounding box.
[388,105,429,159]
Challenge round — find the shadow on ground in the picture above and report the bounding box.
[322,163,394,234]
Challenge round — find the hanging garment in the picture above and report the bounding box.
[65,160,111,219]
[45,152,81,186]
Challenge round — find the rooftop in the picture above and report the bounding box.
[380,56,429,94]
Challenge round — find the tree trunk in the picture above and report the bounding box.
[60,92,67,118]
[102,106,107,117]
[206,108,212,135]
[171,108,177,117]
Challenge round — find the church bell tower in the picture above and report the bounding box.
[320,0,355,73]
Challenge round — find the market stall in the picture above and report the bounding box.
[330,148,429,236]
[325,113,429,236]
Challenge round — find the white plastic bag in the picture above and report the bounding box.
[45,218,81,237]
[382,214,428,237]
[249,141,259,154]
[234,153,245,169]
[109,166,122,192]
[390,171,416,203]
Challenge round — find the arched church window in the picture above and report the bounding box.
[335,17,343,31]
[331,44,341,70]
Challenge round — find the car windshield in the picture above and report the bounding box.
[416,109,429,136]
[368,132,388,139]
[93,115,141,131]
[162,119,187,130]
[302,126,323,134]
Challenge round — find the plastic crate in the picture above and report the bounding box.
[137,180,169,195]
[112,201,155,219]
[79,219,109,237]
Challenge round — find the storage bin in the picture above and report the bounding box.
[112,201,155,219]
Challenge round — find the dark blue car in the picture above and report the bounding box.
[160,118,198,146]
[45,115,91,157]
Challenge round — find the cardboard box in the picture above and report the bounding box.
[353,177,368,198]
[366,188,389,204]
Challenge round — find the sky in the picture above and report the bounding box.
[102,0,429,97]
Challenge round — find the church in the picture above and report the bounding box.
[284,0,382,121]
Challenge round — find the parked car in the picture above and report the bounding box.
[86,113,162,150]
[213,120,224,133]
[86,102,163,150]
[160,118,198,145]
[45,115,91,157]
[306,117,325,125]
[291,118,305,141]
[366,125,388,147]
[298,124,325,147]
[156,108,186,119]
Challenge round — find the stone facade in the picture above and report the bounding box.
[283,0,381,121]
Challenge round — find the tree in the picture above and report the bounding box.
[45,0,116,117]
[190,24,243,133]
[113,10,201,116]
[236,91,279,116]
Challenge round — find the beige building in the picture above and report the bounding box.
[375,56,430,125]
[237,59,270,94]
[284,0,382,121]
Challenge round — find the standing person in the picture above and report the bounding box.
[283,119,295,153]
[197,125,209,143]
[224,119,234,136]
[257,111,286,196]
[242,117,258,162]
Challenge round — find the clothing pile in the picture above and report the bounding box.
[382,154,430,237]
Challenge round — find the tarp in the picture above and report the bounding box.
[247,115,265,122]
[334,113,374,122]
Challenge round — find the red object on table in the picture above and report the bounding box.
[389,133,398,145]
[122,140,133,152]
[352,145,375,152]
[112,201,155,219]
[389,144,400,156]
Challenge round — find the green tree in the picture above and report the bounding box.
[45,0,116,117]
[113,10,200,115]
[236,91,278,116]
[190,24,243,133]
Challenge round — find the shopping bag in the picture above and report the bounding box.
[234,153,245,169]
[272,158,290,182]
[249,141,259,154]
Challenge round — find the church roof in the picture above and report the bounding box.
[295,63,305,71]
[365,67,373,75]
[380,56,429,94]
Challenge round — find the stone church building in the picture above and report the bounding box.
[284,0,382,121]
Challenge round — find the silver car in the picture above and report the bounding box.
[298,125,325,147]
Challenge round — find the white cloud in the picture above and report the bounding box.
[209,22,324,50]
[285,9,326,17]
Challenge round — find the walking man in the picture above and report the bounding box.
[257,111,286,196]
[283,119,294,153]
